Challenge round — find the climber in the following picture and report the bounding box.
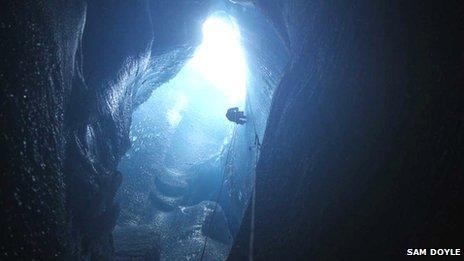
[226,107,247,125]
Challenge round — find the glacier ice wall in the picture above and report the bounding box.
[229,0,463,260]
[113,4,289,260]
[1,0,214,259]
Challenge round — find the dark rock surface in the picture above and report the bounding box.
[230,0,463,260]
[1,1,87,258]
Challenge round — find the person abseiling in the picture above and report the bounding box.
[226,107,247,125]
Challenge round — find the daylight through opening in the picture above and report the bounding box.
[116,15,252,258]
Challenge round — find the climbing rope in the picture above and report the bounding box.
[245,92,261,261]
[199,93,262,261]
[200,125,238,260]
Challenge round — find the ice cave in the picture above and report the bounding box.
[1,0,462,260]
[113,13,286,259]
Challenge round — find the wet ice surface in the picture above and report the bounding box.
[115,14,248,260]
[115,63,238,259]
[2,1,287,259]
[114,201,231,260]
[114,10,289,260]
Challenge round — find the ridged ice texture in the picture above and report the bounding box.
[1,0,213,259]
[113,3,290,260]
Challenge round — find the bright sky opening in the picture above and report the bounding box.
[188,15,248,106]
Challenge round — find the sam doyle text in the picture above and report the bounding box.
[407,249,461,256]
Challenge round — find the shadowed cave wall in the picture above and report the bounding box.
[229,0,463,260]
